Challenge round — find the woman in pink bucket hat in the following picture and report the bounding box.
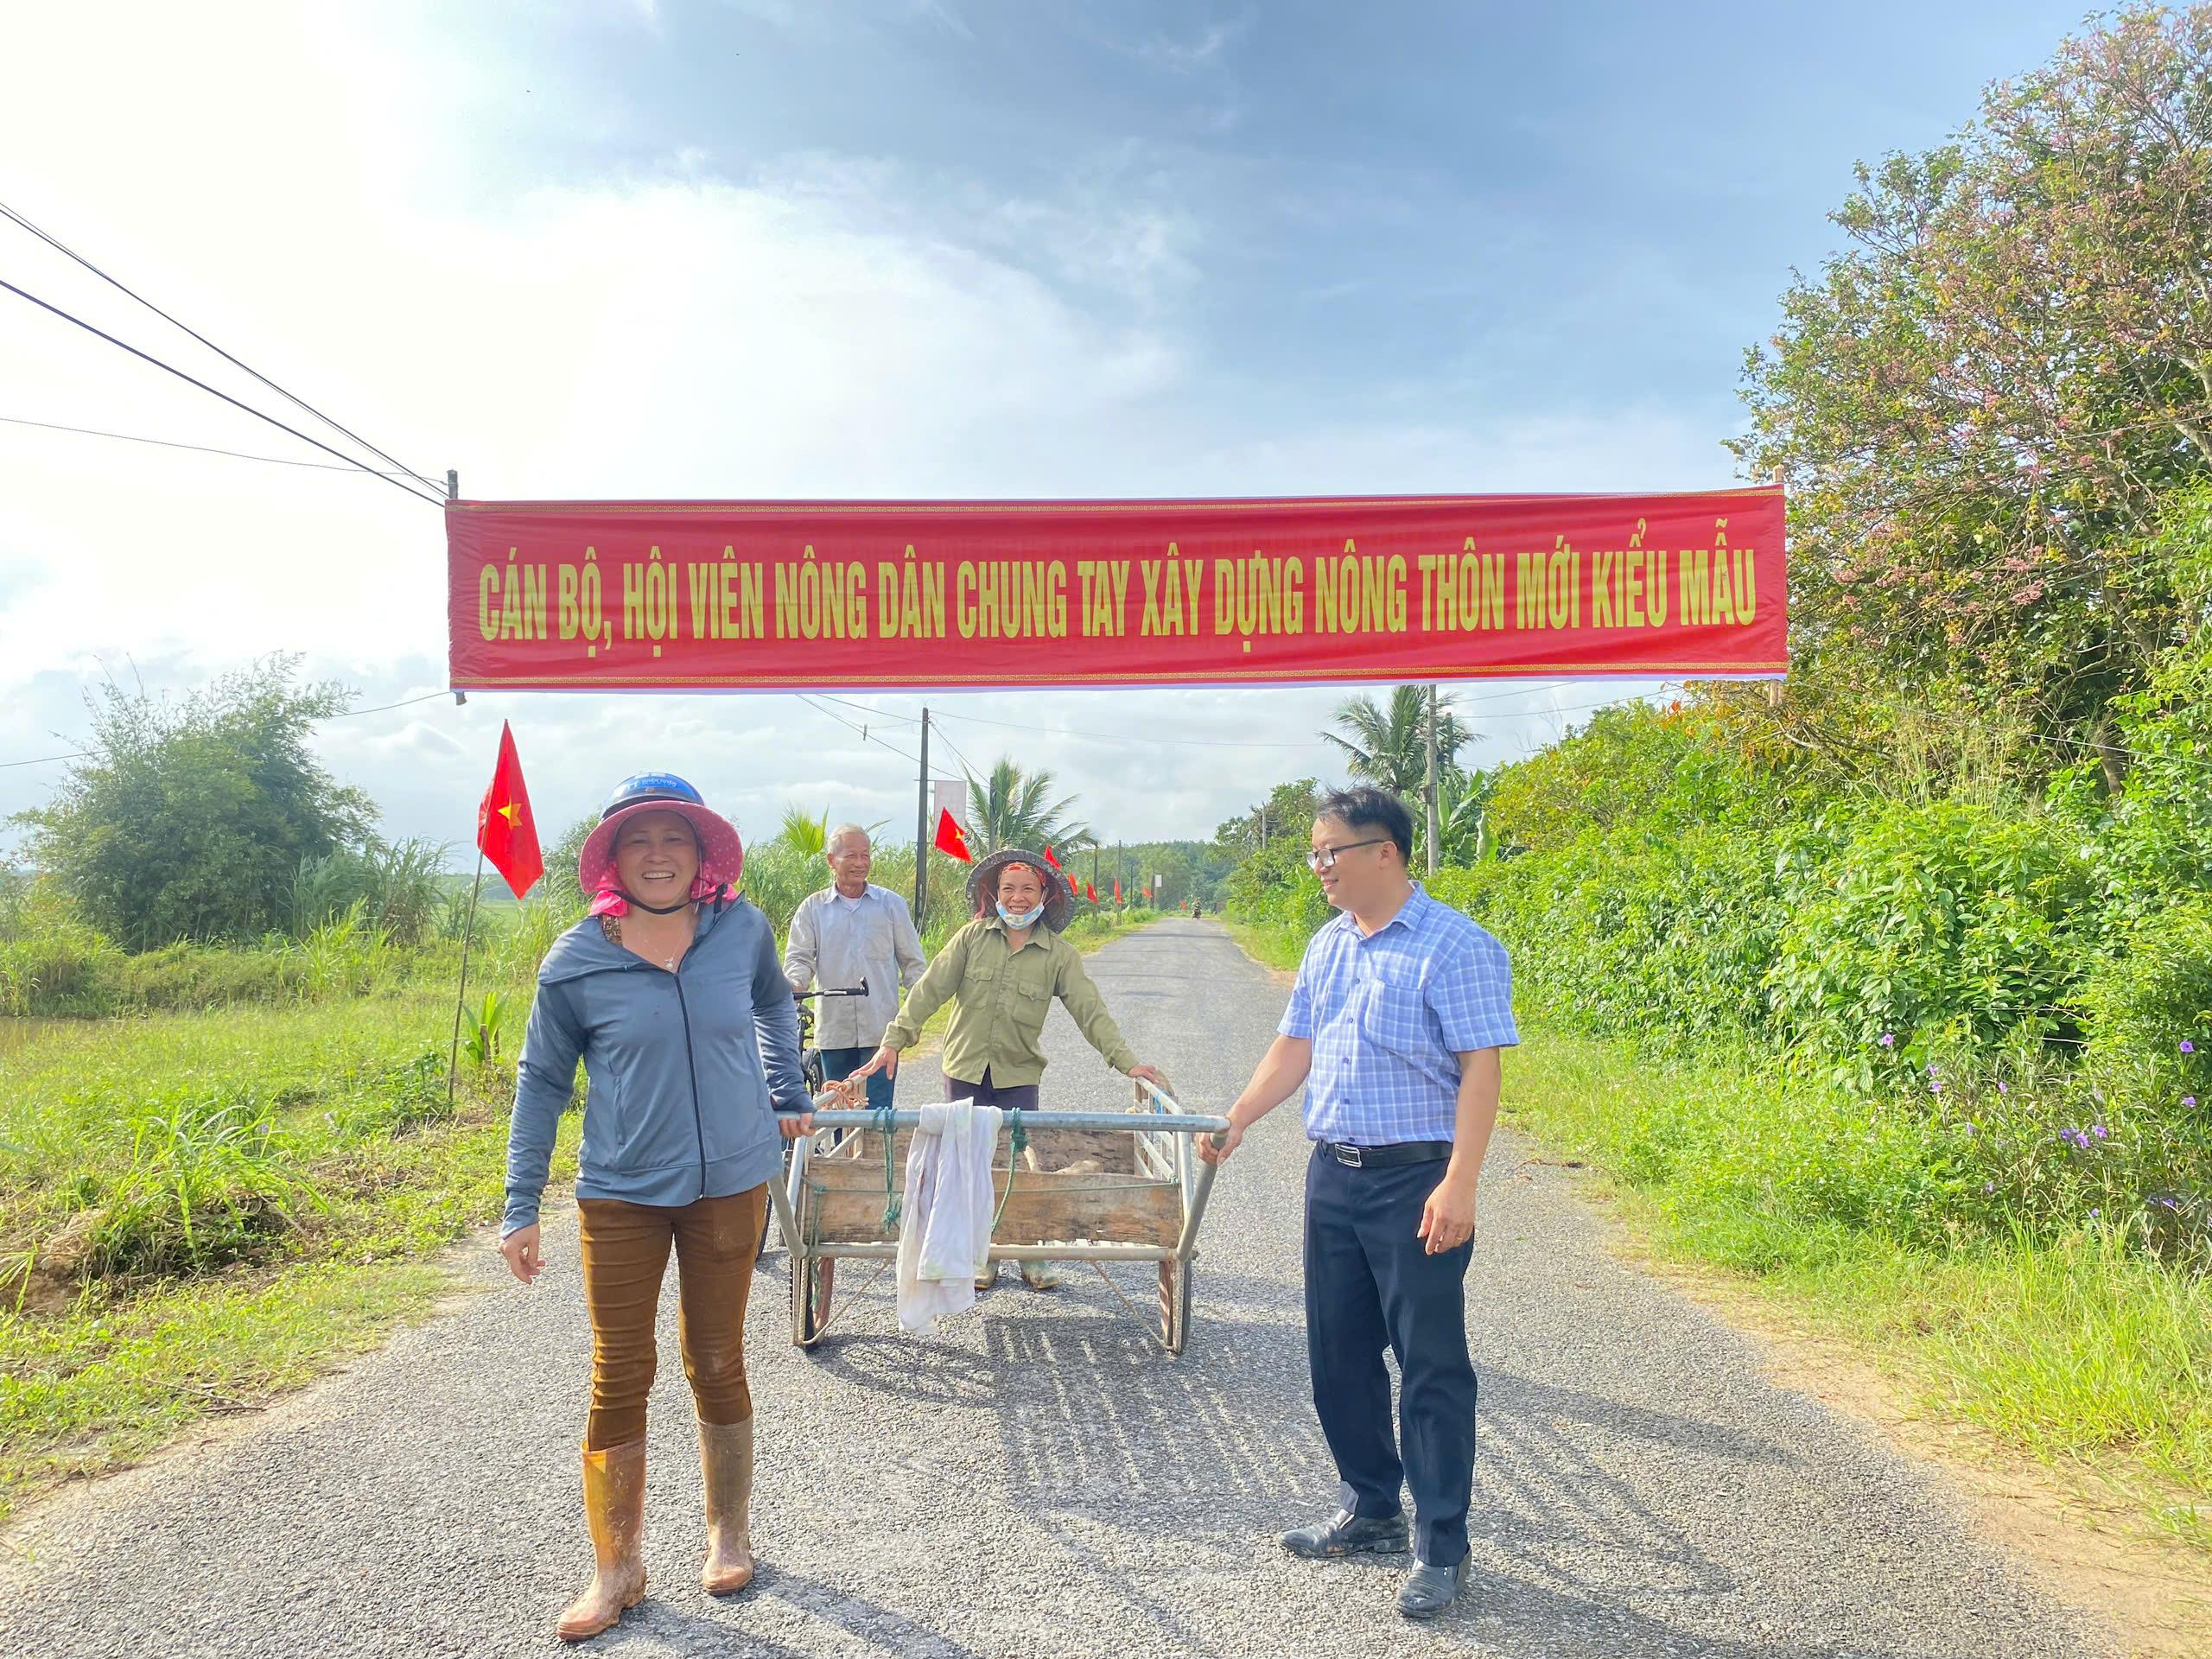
[500,772,811,1640]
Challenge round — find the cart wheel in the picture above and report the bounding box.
[791,1250,836,1349]
[1159,1257,1193,1356]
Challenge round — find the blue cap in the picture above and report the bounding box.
[600,772,706,821]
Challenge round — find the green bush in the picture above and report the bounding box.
[2076,897,2212,1110]
[1764,802,2096,1088]
[0,922,122,1017]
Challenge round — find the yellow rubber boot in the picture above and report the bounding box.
[557,1440,647,1642]
[698,1419,756,1596]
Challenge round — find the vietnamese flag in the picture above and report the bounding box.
[477,721,543,899]
[1042,844,1064,871]
[933,808,973,863]
[1113,876,1122,904]
[1085,880,1098,903]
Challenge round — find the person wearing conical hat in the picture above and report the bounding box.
[499,772,813,1641]
[844,847,1167,1291]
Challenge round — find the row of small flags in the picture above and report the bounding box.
[930,809,1117,902]
[472,722,1123,906]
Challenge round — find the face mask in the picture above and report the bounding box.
[997,901,1046,930]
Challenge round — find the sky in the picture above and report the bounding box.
[0,0,2096,858]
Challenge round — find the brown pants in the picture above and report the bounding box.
[575,1185,766,1450]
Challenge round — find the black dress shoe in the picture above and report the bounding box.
[1279,1508,1408,1559]
[1396,1554,1469,1618]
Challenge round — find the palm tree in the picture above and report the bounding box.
[963,757,1091,855]
[1321,686,1470,800]
[774,805,828,858]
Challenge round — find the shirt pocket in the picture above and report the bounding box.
[1355,969,1433,1061]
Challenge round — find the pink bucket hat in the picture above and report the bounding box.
[577,773,745,917]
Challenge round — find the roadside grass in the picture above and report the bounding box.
[1507,1023,2212,1555]
[0,987,582,1524]
[1223,916,1306,974]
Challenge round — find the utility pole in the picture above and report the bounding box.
[1423,683,1440,877]
[913,706,931,923]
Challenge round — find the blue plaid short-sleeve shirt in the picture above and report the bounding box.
[1279,885,1518,1146]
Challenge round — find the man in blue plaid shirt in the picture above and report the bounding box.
[1201,785,1516,1619]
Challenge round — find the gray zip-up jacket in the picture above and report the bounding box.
[502,897,805,1236]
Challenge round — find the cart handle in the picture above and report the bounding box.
[803,1105,1231,1136]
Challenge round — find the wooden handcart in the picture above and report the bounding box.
[763,1082,1229,1355]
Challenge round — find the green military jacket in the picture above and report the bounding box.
[880,915,1137,1087]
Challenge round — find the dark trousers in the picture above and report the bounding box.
[944,1066,1040,1113]
[1304,1145,1477,1567]
[820,1044,894,1113]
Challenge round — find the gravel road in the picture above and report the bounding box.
[0,918,2112,1657]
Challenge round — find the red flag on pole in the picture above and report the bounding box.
[933,808,973,863]
[1085,880,1097,902]
[1042,844,1064,872]
[477,721,543,899]
[1113,876,1122,904]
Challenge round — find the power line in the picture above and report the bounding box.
[930,721,984,781]
[810,692,923,725]
[791,694,959,781]
[3,690,452,771]
[0,412,426,475]
[0,199,444,494]
[0,275,447,508]
[0,749,89,770]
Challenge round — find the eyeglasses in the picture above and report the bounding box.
[1306,836,1390,870]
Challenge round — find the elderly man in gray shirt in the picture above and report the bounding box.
[783,823,927,1113]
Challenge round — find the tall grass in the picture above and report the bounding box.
[1506,1022,2212,1550]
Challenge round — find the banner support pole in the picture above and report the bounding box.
[1424,683,1440,876]
[448,470,466,706]
[445,849,486,1116]
[913,706,930,924]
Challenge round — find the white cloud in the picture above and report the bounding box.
[0,1,1709,859]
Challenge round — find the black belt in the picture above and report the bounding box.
[1319,1140,1452,1167]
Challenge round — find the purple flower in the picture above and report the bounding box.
[1926,1062,1938,1077]
[2088,1207,2101,1218]
[1983,1180,1996,1193]
[1878,1032,1896,1048]
[1997,1081,2008,1095]
[2186,1096,2199,1109]
[1929,1079,1943,1095]
[2092,1124,2107,1140]
[2183,1040,2196,1054]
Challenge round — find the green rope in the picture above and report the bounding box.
[878,1104,1027,1242]
[874,1103,901,1234]
[989,1108,1027,1236]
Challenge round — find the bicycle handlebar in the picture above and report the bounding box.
[792,978,869,1001]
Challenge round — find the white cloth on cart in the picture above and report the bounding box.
[895,1098,1004,1334]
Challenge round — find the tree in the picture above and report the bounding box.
[1433,766,1495,866]
[1215,778,1325,851]
[774,806,829,859]
[1319,687,1468,800]
[1732,6,2212,778]
[13,658,374,950]
[962,756,1090,855]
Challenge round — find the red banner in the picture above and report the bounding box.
[447,490,1783,691]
